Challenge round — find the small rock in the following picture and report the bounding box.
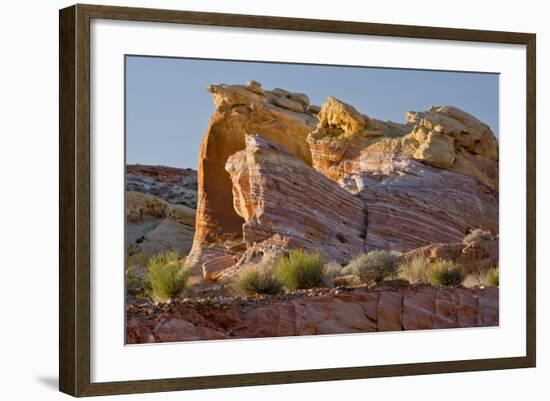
[306,104,321,114]
[270,96,305,113]
[271,87,291,98]
[290,92,310,108]
[246,80,265,95]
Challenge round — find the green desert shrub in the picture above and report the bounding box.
[345,250,402,283]
[321,261,344,287]
[398,255,429,284]
[487,267,499,287]
[276,249,325,290]
[237,266,283,295]
[146,251,190,302]
[463,228,493,244]
[427,260,466,286]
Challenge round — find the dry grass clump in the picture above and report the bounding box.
[344,250,402,283]
[146,251,190,302]
[398,255,430,284]
[462,266,499,288]
[487,267,499,287]
[237,265,283,295]
[275,249,325,290]
[463,228,493,244]
[427,260,466,287]
[321,261,344,287]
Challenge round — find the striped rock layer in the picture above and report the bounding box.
[126,286,499,343]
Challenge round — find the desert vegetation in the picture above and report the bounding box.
[398,255,430,284]
[237,265,283,295]
[275,249,326,290]
[426,260,466,286]
[343,250,402,283]
[145,251,190,302]
[463,228,494,244]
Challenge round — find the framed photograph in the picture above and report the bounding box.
[59,4,536,397]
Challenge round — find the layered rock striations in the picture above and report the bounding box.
[307,99,499,252]
[187,81,499,277]
[187,81,318,269]
[126,285,499,343]
[225,135,366,264]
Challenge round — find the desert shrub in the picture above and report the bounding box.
[275,249,325,290]
[237,266,283,295]
[487,267,499,287]
[146,251,189,302]
[463,272,484,288]
[463,228,493,244]
[398,255,429,284]
[345,250,402,283]
[321,261,343,287]
[463,266,499,288]
[427,260,466,286]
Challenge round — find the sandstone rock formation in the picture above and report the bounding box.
[307,97,499,252]
[187,82,317,269]
[126,285,498,343]
[225,135,366,264]
[186,81,498,278]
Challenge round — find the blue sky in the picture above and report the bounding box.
[126,56,499,169]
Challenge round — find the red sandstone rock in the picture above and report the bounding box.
[186,82,499,273]
[126,286,498,344]
[404,237,499,273]
[153,319,228,342]
[187,83,317,270]
[225,135,367,264]
[126,319,154,344]
[307,97,499,253]
[202,255,239,281]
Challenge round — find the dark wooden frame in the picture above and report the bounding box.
[59,3,536,397]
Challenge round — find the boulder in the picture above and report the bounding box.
[404,235,499,273]
[270,95,305,113]
[289,92,310,108]
[202,255,239,281]
[415,106,498,160]
[271,87,291,97]
[246,79,264,95]
[317,96,367,135]
[306,104,321,114]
